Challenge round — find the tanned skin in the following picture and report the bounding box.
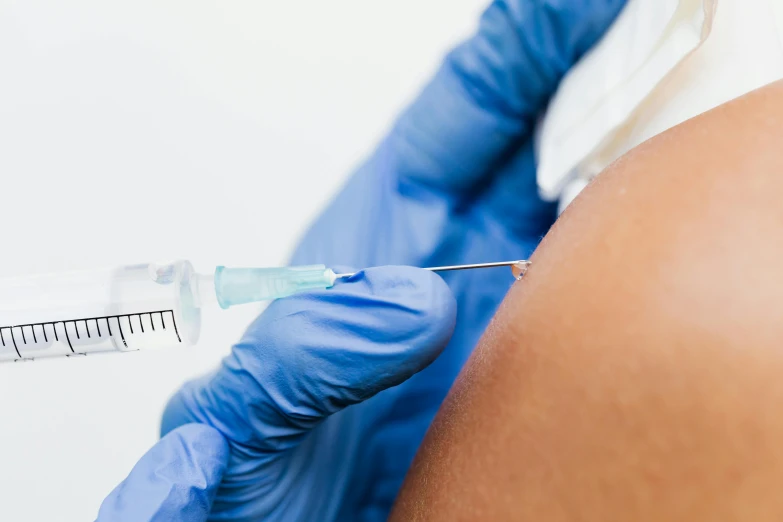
[391,81,783,522]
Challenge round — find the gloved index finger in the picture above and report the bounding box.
[161,265,456,458]
[391,0,628,193]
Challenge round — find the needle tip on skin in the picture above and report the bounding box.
[334,261,532,281]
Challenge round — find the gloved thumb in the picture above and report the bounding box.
[160,265,456,464]
[96,424,229,522]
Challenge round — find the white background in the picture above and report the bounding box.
[0,1,484,519]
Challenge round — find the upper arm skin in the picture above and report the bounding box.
[390,81,783,522]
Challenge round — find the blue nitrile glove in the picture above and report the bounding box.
[96,425,229,522]
[115,1,628,520]
[97,267,455,521]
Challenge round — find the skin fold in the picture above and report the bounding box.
[390,80,783,521]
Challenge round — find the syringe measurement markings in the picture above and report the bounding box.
[171,313,181,343]
[116,317,126,348]
[0,310,179,329]
[64,324,74,352]
[8,329,20,358]
[0,329,19,360]
[0,311,180,355]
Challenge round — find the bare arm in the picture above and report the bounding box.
[391,81,783,522]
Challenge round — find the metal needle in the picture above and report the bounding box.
[335,260,531,279]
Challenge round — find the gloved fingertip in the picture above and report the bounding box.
[308,264,457,388]
[356,265,457,358]
[249,263,457,399]
[96,424,229,522]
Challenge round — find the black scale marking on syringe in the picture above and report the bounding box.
[0,310,181,358]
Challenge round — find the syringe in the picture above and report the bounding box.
[0,260,530,362]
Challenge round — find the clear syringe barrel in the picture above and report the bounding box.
[0,261,201,362]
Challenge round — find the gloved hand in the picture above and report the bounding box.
[97,424,229,522]
[102,1,629,520]
[97,267,455,521]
